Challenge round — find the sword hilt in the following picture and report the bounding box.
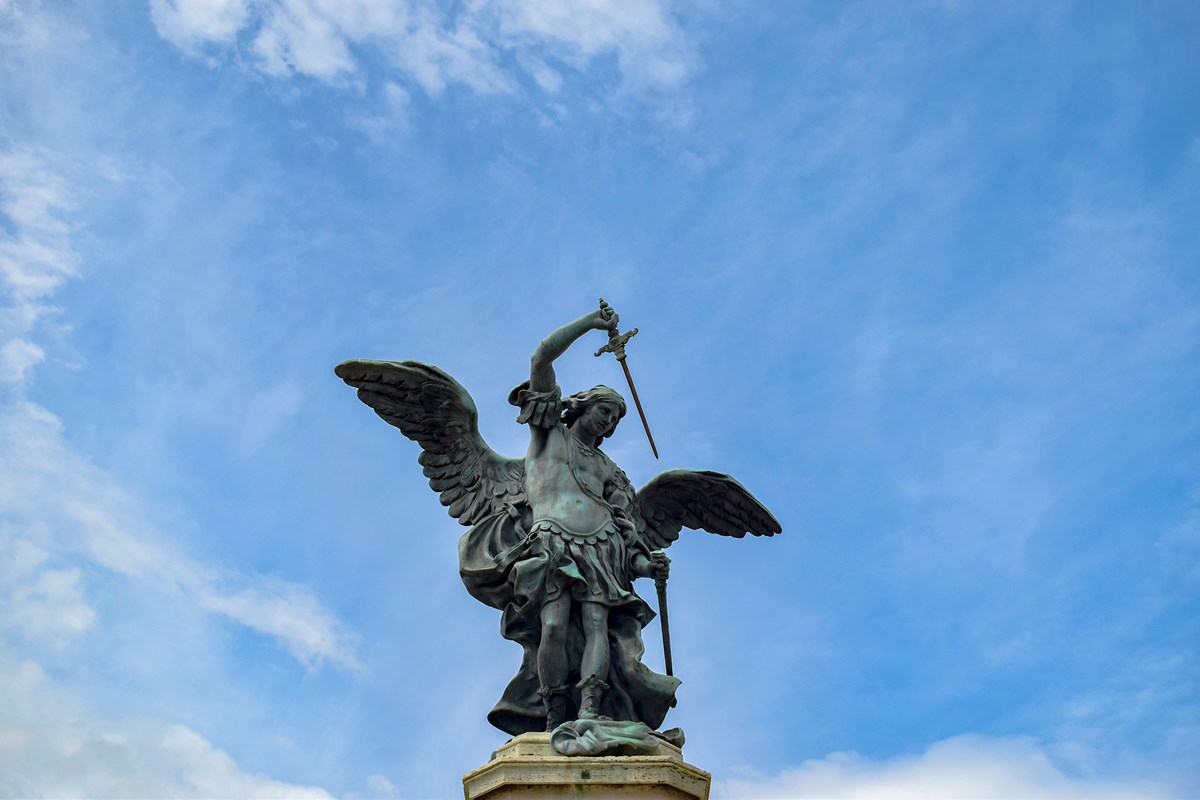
[592,297,659,459]
[593,297,638,360]
[595,327,638,360]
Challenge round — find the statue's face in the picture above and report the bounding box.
[579,401,622,439]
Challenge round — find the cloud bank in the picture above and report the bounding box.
[720,735,1171,799]
[0,652,333,799]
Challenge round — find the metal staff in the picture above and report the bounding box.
[654,561,674,677]
[594,298,659,459]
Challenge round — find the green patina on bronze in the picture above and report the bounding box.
[335,301,780,756]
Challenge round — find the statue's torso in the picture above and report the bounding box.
[526,425,616,532]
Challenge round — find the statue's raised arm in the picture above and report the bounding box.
[530,300,619,394]
[512,302,621,455]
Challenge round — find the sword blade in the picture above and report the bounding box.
[619,357,659,459]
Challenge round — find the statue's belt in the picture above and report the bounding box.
[491,518,620,569]
[530,518,620,546]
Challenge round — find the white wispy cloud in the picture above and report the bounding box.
[0,357,361,670]
[148,0,250,49]
[0,651,334,799]
[718,734,1171,799]
[479,0,696,91]
[0,147,359,669]
[0,148,76,389]
[0,336,43,386]
[149,0,697,102]
[350,80,412,143]
[0,526,94,650]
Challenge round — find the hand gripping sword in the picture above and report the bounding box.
[593,298,660,460]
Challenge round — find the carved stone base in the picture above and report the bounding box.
[462,732,711,800]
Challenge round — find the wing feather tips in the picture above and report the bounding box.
[333,359,360,383]
[335,359,403,387]
[636,468,782,543]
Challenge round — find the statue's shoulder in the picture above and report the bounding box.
[527,421,570,462]
[603,456,634,490]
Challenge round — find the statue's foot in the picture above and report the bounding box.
[576,675,609,720]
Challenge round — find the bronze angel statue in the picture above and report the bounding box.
[336,302,779,749]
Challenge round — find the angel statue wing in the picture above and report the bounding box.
[334,359,525,526]
[633,469,782,551]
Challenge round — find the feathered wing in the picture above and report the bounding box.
[633,469,781,551]
[334,359,525,526]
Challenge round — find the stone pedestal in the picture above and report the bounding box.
[462,732,711,800]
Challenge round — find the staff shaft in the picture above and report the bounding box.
[655,575,673,677]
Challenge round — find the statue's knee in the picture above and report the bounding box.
[581,604,608,632]
[541,616,566,642]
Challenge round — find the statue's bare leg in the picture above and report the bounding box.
[578,601,610,719]
[580,601,610,681]
[537,595,571,729]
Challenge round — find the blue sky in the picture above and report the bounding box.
[1,1,1197,797]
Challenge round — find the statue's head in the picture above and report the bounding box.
[562,385,627,445]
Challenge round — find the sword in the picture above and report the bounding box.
[594,298,659,459]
